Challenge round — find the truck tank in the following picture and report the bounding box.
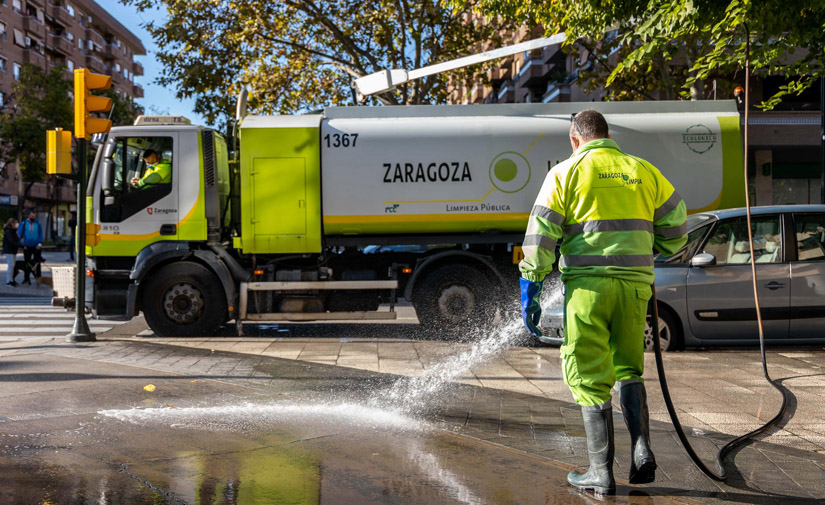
[237,102,744,255]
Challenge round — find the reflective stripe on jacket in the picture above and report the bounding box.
[519,138,688,284]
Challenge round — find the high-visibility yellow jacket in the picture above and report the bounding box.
[519,138,688,284]
[137,161,172,188]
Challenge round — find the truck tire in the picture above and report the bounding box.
[412,264,497,339]
[141,262,227,337]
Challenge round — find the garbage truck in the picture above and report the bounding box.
[75,101,744,337]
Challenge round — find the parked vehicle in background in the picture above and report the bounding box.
[540,205,825,350]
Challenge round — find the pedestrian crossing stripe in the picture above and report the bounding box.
[0,298,54,306]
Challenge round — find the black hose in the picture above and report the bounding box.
[650,284,790,483]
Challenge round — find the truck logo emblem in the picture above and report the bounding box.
[489,152,531,193]
[385,204,399,213]
[682,124,717,154]
[147,208,153,215]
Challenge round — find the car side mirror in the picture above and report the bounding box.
[690,253,716,267]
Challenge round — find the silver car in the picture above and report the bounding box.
[539,205,825,350]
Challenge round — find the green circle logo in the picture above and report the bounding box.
[494,158,518,182]
[489,152,531,193]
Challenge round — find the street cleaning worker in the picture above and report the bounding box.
[519,110,687,495]
[130,149,171,189]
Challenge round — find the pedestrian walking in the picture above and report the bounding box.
[519,110,688,495]
[3,218,20,286]
[17,211,43,285]
[68,211,77,261]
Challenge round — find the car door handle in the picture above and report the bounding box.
[765,281,785,290]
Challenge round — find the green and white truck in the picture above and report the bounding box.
[76,101,744,337]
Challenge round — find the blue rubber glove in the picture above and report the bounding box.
[520,277,544,337]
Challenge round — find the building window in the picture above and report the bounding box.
[0,22,6,39]
[13,63,21,80]
[115,63,121,72]
[0,92,4,108]
[78,38,83,50]
[67,59,73,71]
[67,3,75,16]
[66,32,73,41]
[12,0,21,12]
[0,58,6,74]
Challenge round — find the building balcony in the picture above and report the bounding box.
[48,33,74,55]
[48,6,75,27]
[497,82,515,103]
[23,48,46,67]
[102,43,115,60]
[22,16,47,39]
[133,84,144,98]
[488,66,511,86]
[85,28,105,47]
[133,61,144,76]
[515,57,548,90]
[85,54,105,73]
[542,81,571,103]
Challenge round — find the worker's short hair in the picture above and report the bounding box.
[570,110,609,140]
[143,149,159,159]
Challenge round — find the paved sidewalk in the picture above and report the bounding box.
[1,328,823,504]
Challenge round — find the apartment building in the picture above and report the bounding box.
[451,28,822,206]
[0,0,145,237]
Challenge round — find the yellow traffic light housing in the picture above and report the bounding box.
[47,128,73,174]
[74,68,112,140]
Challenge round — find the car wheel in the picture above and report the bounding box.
[645,306,681,352]
[141,262,227,337]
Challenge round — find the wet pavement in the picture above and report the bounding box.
[1,331,824,505]
[0,351,703,505]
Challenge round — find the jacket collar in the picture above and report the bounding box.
[573,138,622,157]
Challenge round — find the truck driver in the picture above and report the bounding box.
[130,149,171,189]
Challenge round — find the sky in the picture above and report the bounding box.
[99,0,209,126]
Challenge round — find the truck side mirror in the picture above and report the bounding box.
[690,253,716,267]
[101,158,115,205]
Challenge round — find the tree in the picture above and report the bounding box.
[124,0,517,124]
[0,64,73,219]
[470,0,824,108]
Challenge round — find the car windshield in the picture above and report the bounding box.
[655,214,715,264]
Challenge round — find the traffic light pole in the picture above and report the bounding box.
[66,137,95,343]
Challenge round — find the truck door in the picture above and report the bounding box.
[93,134,179,255]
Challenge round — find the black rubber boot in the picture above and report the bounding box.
[619,381,657,484]
[567,403,615,495]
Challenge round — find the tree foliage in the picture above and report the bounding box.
[0,64,73,183]
[125,0,516,124]
[471,0,824,108]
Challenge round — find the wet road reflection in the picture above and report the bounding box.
[0,401,698,505]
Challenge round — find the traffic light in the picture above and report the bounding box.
[46,128,72,174]
[74,68,112,140]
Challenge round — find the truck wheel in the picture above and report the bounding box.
[413,264,497,339]
[141,262,227,337]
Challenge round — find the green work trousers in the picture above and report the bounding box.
[561,276,652,406]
